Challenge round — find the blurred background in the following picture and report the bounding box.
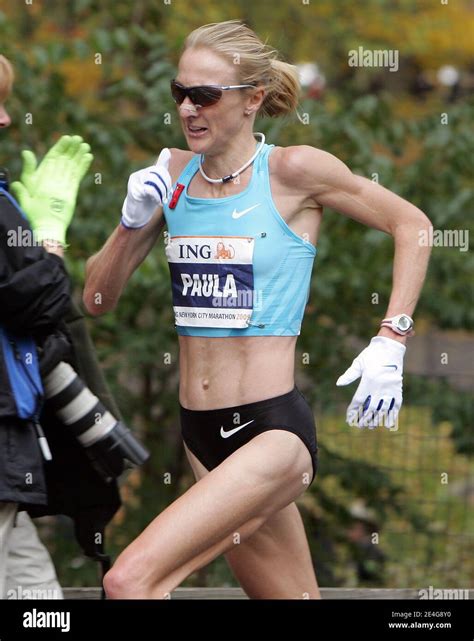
[1,0,473,590]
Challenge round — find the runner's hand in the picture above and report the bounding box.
[336,336,406,429]
[121,148,172,229]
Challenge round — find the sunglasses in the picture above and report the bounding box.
[170,79,255,108]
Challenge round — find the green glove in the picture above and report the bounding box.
[11,135,93,245]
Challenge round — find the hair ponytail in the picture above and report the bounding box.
[261,59,300,118]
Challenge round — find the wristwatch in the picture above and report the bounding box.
[380,314,414,336]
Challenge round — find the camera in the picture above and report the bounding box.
[42,361,149,481]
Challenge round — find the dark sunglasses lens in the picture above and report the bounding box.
[170,81,186,104]
[170,81,223,107]
[190,86,222,106]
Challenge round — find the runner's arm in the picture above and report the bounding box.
[83,209,165,316]
[283,145,433,341]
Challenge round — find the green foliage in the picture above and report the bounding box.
[405,376,474,456]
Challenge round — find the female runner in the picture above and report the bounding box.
[84,20,432,599]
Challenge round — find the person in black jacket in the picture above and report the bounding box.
[0,53,123,599]
[0,53,73,599]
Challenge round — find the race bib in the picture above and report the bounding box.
[165,235,255,328]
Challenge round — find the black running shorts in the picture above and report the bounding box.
[180,385,319,485]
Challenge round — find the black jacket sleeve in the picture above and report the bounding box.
[0,190,71,335]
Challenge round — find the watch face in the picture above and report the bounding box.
[398,316,411,330]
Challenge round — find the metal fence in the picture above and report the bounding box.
[311,374,474,589]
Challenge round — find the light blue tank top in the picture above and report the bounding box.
[162,143,316,337]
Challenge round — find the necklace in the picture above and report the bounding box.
[198,132,266,184]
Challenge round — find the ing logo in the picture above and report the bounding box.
[214,241,235,259]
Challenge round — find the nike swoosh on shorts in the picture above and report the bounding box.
[220,419,255,438]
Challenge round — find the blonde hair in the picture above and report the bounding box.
[0,55,14,101]
[184,20,300,118]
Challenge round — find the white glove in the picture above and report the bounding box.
[121,148,172,229]
[336,336,406,429]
